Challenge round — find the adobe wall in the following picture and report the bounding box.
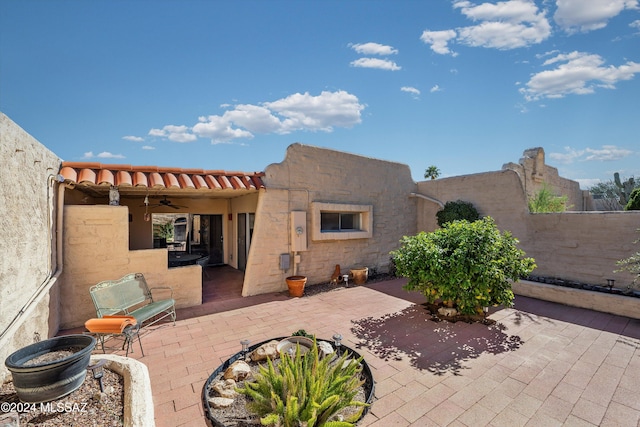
[0,113,61,383]
[502,147,591,211]
[415,167,639,288]
[416,169,530,239]
[242,143,417,296]
[59,205,202,329]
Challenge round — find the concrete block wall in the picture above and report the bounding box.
[59,205,202,329]
[242,143,417,295]
[0,113,61,383]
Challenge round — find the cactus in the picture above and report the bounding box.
[614,173,636,206]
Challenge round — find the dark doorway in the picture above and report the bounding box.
[237,213,255,271]
[197,214,223,265]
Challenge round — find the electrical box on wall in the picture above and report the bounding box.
[280,253,290,270]
[290,211,308,252]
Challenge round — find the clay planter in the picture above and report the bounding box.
[4,334,96,403]
[350,267,369,285]
[286,276,307,297]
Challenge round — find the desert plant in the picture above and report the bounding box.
[528,184,570,213]
[436,200,480,227]
[614,172,636,206]
[391,217,536,315]
[624,188,640,211]
[237,339,368,427]
[616,229,640,286]
[291,329,314,339]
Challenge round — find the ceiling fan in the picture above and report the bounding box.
[141,195,187,210]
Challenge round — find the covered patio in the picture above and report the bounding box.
[112,278,640,427]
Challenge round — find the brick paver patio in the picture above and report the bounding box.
[124,278,640,427]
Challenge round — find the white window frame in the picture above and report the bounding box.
[311,202,373,241]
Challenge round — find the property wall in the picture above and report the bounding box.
[502,147,591,211]
[59,205,202,329]
[416,169,530,238]
[242,143,417,296]
[0,113,61,383]
[415,167,640,288]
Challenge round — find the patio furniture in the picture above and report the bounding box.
[89,273,176,329]
[84,315,144,357]
[168,252,202,267]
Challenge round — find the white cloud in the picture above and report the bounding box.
[151,124,198,143]
[520,51,640,101]
[155,90,365,144]
[83,151,125,159]
[453,0,551,49]
[401,86,421,95]
[264,90,364,133]
[350,42,398,55]
[192,115,254,144]
[548,146,584,164]
[554,0,639,34]
[350,57,401,70]
[420,29,458,55]
[631,19,640,29]
[122,135,144,142]
[549,145,633,164]
[584,145,633,161]
[576,178,602,190]
[142,145,155,150]
[430,85,443,93]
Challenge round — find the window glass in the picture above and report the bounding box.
[321,212,340,231]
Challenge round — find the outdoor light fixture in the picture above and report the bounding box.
[342,274,349,286]
[108,186,120,206]
[240,339,251,355]
[332,333,342,349]
[87,359,107,392]
[607,279,615,290]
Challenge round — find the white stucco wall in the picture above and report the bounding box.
[0,113,61,383]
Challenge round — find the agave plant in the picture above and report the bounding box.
[237,339,368,427]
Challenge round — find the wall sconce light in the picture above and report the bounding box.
[108,186,120,206]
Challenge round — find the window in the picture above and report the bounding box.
[320,212,361,232]
[312,202,372,241]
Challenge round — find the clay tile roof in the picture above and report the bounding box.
[59,162,265,192]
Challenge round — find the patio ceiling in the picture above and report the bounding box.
[58,161,266,199]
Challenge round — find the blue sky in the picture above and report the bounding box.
[1,0,639,188]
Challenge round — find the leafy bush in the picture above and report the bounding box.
[391,217,536,315]
[528,184,570,212]
[436,200,480,227]
[624,188,640,211]
[237,339,368,427]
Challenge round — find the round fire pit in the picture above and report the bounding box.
[5,334,96,403]
[202,337,375,427]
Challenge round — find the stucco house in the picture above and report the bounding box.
[1,112,639,383]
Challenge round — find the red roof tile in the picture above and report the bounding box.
[59,162,265,192]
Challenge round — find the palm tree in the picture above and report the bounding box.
[424,165,441,180]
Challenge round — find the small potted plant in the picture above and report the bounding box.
[237,338,368,426]
[285,275,307,297]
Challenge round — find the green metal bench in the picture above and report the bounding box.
[90,273,176,328]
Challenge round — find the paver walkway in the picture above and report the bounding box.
[125,278,640,427]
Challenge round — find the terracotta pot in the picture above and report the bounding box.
[4,334,96,403]
[286,276,307,297]
[350,267,368,285]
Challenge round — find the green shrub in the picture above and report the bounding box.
[624,188,640,211]
[237,340,368,427]
[391,217,536,315]
[436,200,480,227]
[528,184,570,212]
